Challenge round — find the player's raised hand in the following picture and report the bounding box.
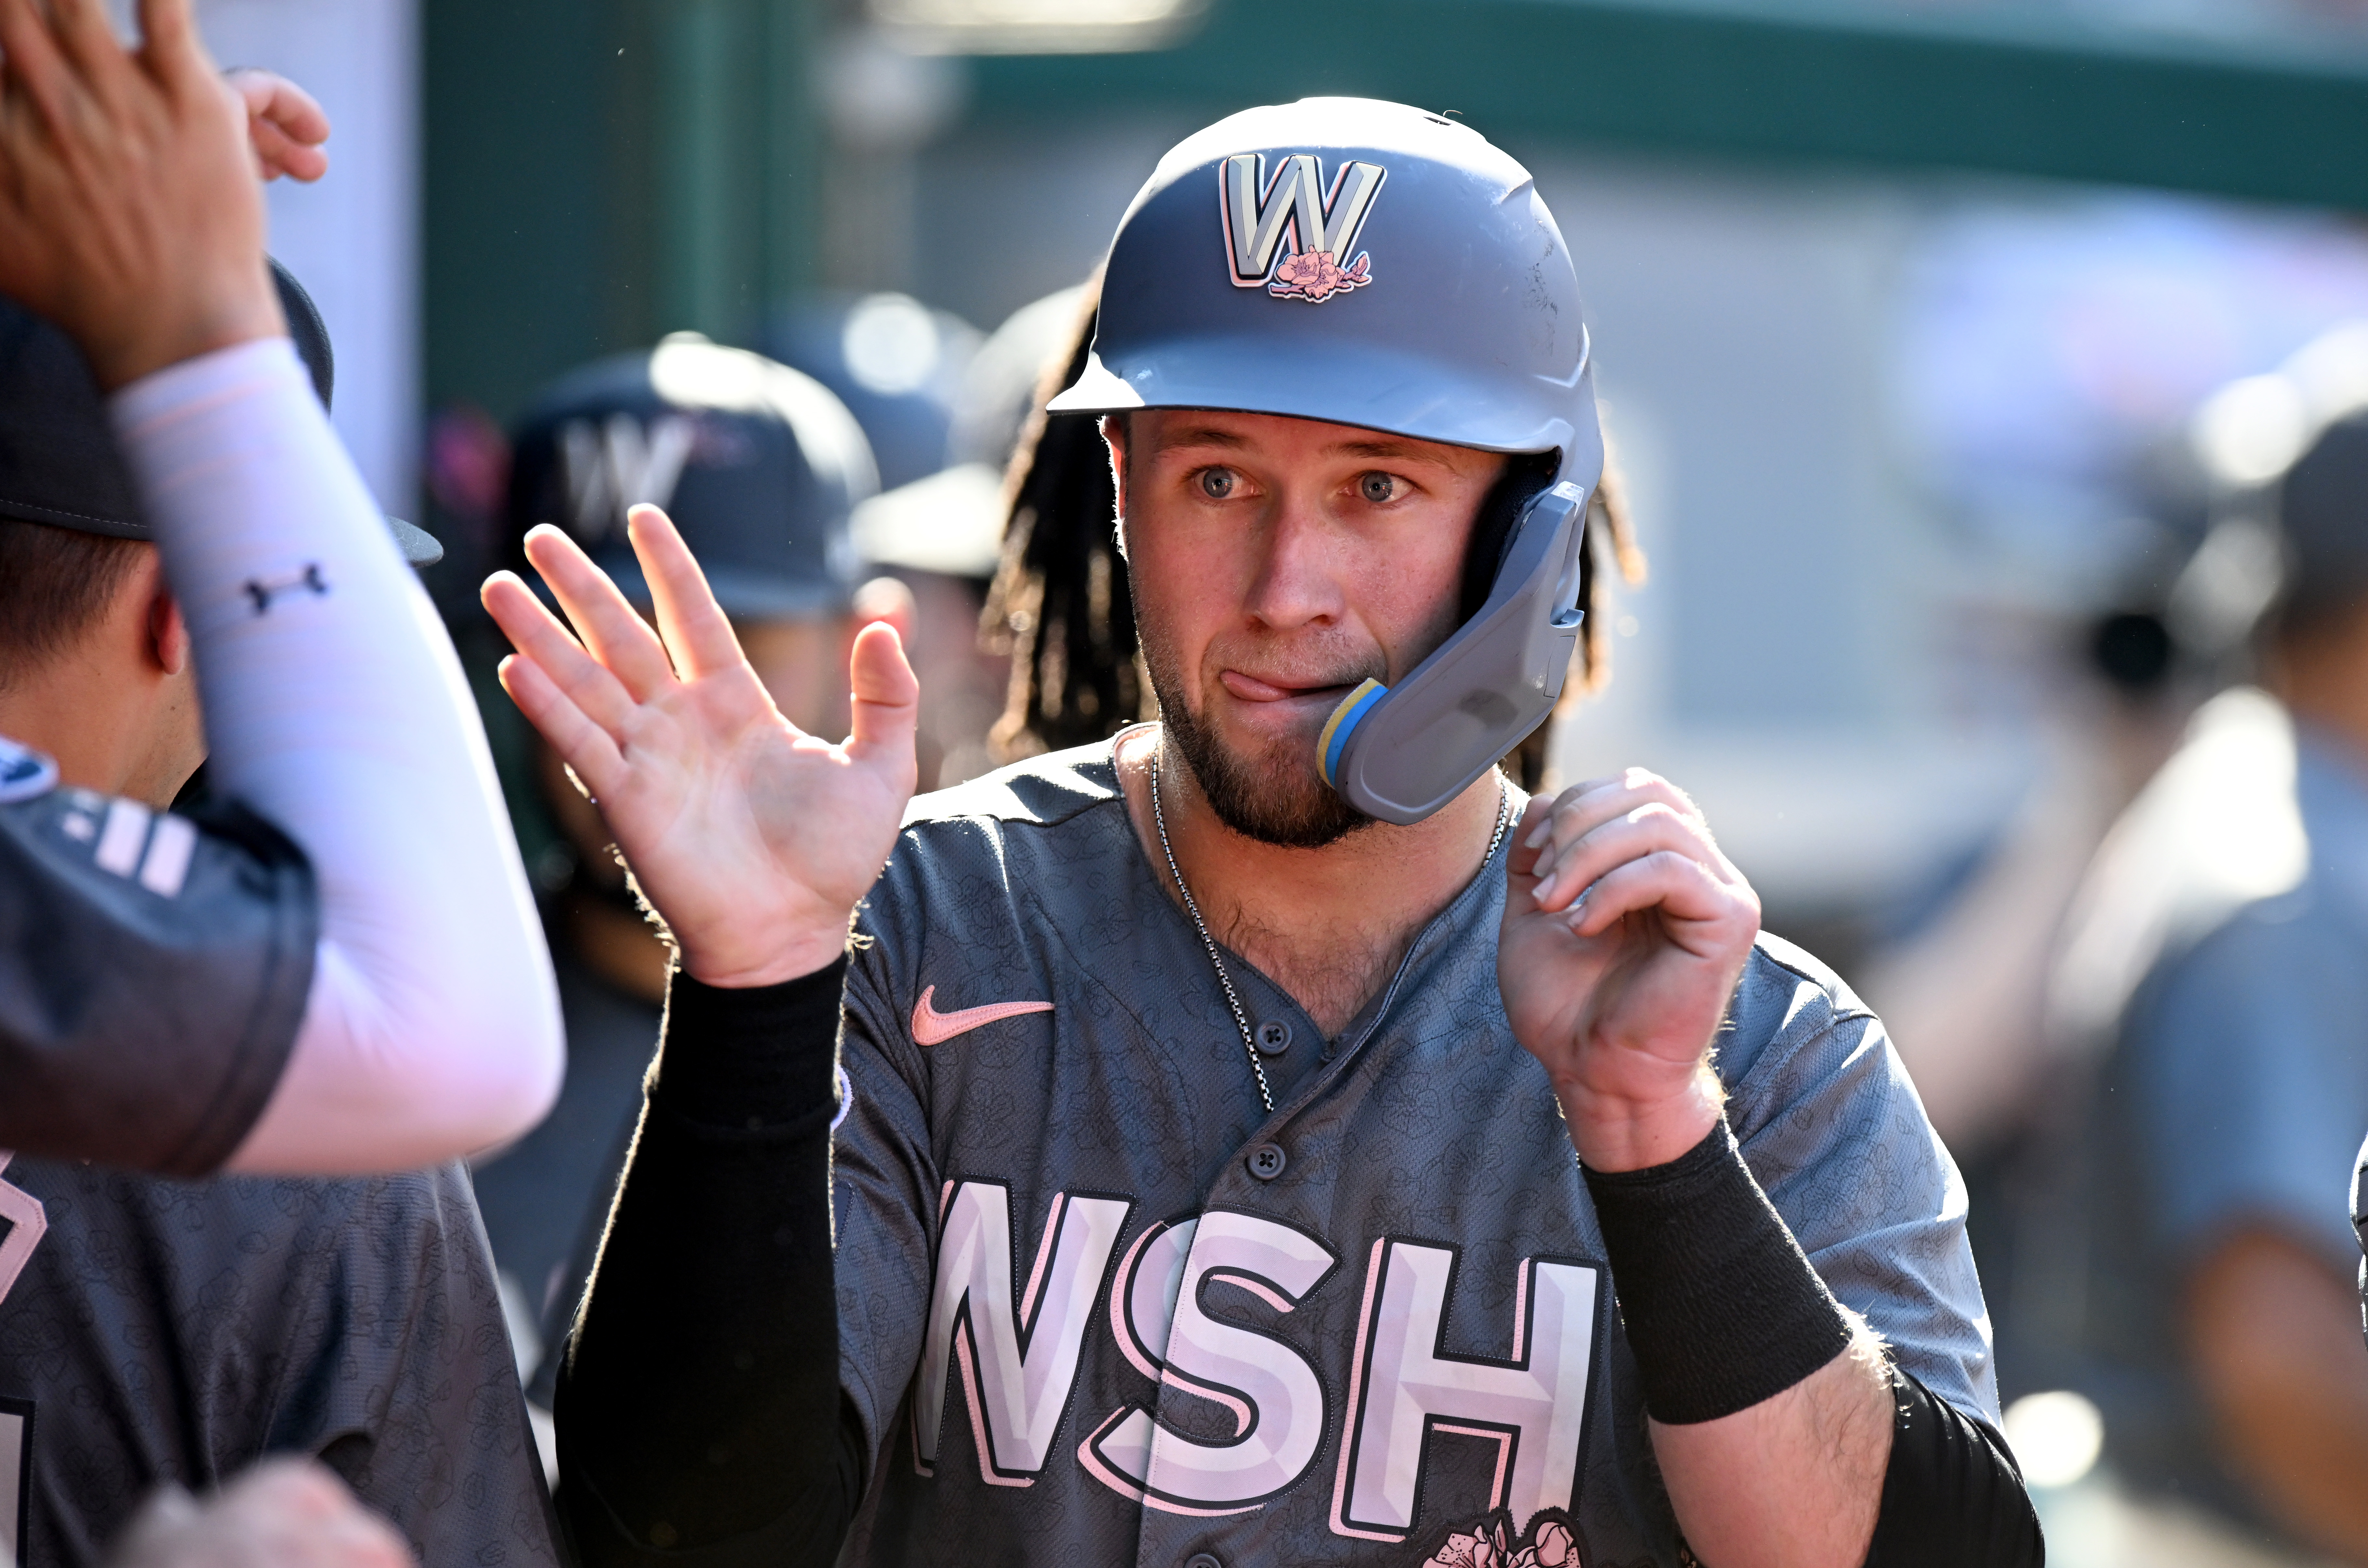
[0,0,285,389]
[1498,768,1761,1172]
[483,506,920,988]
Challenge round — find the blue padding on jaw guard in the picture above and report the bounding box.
[1319,678,1390,787]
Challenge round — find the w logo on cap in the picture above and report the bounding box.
[1220,152,1386,303]
[558,413,697,543]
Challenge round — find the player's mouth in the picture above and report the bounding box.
[1217,669,1360,711]
[1214,669,1374,745]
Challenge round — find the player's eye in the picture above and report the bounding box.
[1198,467,1237,500]
[1358,471,1404,505]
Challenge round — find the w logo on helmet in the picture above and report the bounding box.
[1220,152,1386,304]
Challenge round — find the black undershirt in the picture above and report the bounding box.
[555,968,2041,1568]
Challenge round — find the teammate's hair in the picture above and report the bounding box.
[982,285,1646,790]
[0,519,145,687]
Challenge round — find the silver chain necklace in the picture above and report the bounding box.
[1148,745,1514,1116]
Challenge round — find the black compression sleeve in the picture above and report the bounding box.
[553,960,866,1568]
[1863,1369,2044,1567]
[1583,1120,1855,1423]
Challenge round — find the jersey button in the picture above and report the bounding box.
[1185,1555,1223,1568]
[1254,1019,1292,1055]
[1246,1143,1287,1181]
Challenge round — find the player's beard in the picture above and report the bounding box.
[1140,632,1377,851]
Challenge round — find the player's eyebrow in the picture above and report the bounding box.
[1325,436,1462,473]
[1150,424,1253,456]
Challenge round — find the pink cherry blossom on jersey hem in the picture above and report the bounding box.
[1422,1511,1582,1568]
[1269,247,1371,302]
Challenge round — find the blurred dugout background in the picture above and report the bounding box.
[190,0,2368,1561]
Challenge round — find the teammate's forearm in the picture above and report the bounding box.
[110,340,562,1172]
[556,961,861,1568]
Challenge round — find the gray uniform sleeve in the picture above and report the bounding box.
[830,928,943,1468]
[0,776,316,1175]
[1722,941,2001,1423]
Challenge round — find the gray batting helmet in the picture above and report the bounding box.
[1050,97,1603,824]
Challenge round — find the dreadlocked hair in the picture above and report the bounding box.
[983,281,1646,791]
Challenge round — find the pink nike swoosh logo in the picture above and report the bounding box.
[910,985,1054,1046]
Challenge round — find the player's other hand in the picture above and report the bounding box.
[0,0,285,389]
[106,1458,414,1568]
[226,66,329,182]
[484,507,921,988]
[1498,768,1761,1172]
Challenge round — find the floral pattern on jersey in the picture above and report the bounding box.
[1422,1509,1583,1568]
[1269,247,1370,302]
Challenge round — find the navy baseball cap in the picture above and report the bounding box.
[505,333,877,621]
[0,259,444,567]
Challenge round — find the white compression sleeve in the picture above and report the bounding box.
[111,337,563,1173]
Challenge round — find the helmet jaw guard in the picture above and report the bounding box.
[1053,97,1605,823]
[1322,473,1593,825]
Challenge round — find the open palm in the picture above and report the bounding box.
[482,506,919,987]
[1498,772,1762,1169]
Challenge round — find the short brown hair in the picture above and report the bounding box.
[0,519,146,686]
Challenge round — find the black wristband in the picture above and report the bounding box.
[1584,1119,1854,1424]
[651,958,848,1135]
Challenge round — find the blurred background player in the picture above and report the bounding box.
[848,284,1090,789]
[471,332,904,1400]
[2006,324,2368,1563]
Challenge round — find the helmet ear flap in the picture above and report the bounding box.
[1458,450,1561,623]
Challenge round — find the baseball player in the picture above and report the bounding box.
[0,0,562,1175]
[494,102,2041,1565]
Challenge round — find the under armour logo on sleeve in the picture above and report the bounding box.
[244,563,329,614]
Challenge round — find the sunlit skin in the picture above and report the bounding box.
[1112,407,1502,834]
[542,600,908,1005]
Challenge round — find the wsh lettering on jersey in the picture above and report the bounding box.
[914,1181,1602,1545]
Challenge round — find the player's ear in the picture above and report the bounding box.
[139,551,191,677]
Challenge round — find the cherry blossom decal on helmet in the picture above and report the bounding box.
[1219,151,1386,304]
[1271,249,1370,302]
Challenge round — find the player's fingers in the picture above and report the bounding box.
[481,570,642,738]
[0,0,78,136]
[136,0,218,93]
[629,504,746,682]
[47,0,126,105]
[1505,796,1555,890]
[846,621,920,767]
[1533,802,1720,914]
[246,116,324,181]
[226,66,328,145]
[519,524,679,701]
[496,653,630,802]
[1566,851,1755,949]
[1530,771,1706,884]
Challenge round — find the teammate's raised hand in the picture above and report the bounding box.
[483,506,920,988]
[0,0,285,389]
[1498,768,1761,1172]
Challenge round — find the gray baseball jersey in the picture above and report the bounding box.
[0,1157,560,1568]
[0,736,313,1175]
[827,742,1996,1567]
